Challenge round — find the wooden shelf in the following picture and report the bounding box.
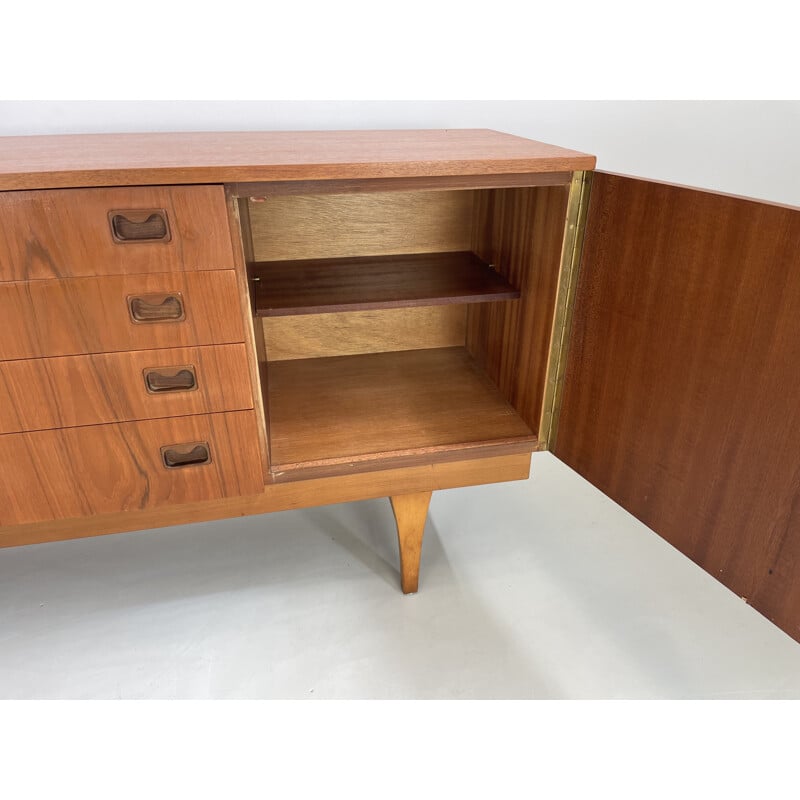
[251,251,519,317]
[266,347,537,478]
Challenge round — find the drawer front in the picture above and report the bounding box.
[0,270,245,360]
[0,185,233,281]
[0,344,254,434]
[0,411,263,526]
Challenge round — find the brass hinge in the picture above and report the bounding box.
[538,170,593,450]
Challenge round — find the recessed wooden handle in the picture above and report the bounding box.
[144,366,197,393]
[161,442,211,469]
[128,293,184,323]
[111,211,169,241]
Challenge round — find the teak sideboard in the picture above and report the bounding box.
[1,130,799,642]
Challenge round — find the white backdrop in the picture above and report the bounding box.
[1,101,799,207]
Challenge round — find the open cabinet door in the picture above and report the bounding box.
[554,171,800,643]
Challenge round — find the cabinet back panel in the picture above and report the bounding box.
[466,185,571,437]
[248,190,474,261]
[261,306,466,360]
[248,189,474,359]
[556,171,800,644]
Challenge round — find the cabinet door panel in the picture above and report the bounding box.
[555,172,800,642]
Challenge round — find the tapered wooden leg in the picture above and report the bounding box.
[390,490,432,594]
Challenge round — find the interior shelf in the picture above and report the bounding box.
[266,346,537,477]
[251,251,519,317]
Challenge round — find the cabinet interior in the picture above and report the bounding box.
[237,181,572,481]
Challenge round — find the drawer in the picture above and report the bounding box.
[0,411,263,526]
[0,185,233,281]
[0,344,254,434]
[0,270,246,360]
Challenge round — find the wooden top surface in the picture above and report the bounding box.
[0,129,595,190]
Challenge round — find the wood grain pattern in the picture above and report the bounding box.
[231,171,572,198]
[267,347,537,475]
[0,344,253,434]
[269,440,537,484]
[261,306,467,361]
[252,251,518,316]
[0,411,263,526]
[0,185,232,281]
[248,190,474,261]
[0,130,596,191]
[0,453,531,548]
[391,491,432,593]
[0,270,245,360]
[467,185,570,436]
[555,172,800,643]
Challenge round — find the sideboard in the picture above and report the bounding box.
[1,129,799,644]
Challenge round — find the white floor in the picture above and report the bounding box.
[1,453,799,699]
